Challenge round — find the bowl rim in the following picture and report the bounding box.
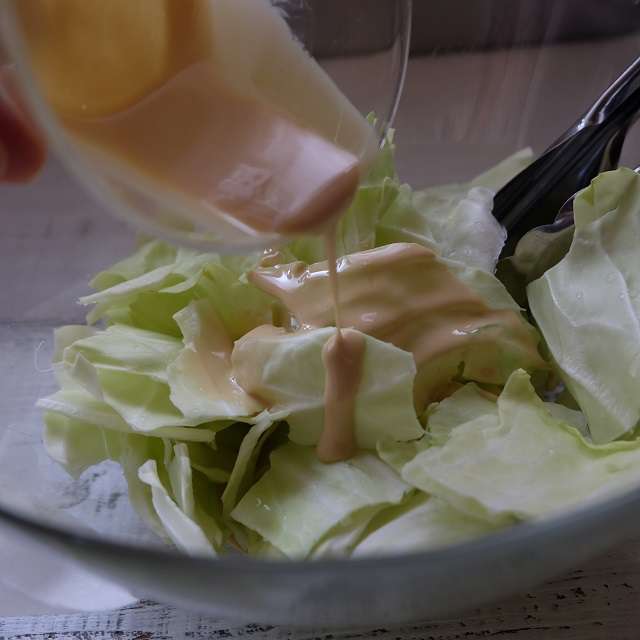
[1,479,639,575]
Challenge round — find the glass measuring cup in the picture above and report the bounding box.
[0,0,411,253]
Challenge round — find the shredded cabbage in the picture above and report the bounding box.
[39,146,640,559]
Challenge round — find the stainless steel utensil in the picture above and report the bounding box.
[494,56,640,301]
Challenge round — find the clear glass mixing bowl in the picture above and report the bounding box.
[2,0,640,628]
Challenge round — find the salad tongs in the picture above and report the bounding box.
[494,55,640,300]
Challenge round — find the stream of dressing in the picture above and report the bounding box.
[316,230,368,463]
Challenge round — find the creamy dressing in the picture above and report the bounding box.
[249,243,546,408]
[318,228,368,461]
[61,64,361,235]
[316,329,366,463]
[179,302,262,416]
[324,227,344,331]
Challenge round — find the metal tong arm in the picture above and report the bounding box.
[493,56,640,251]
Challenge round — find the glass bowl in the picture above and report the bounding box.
[2,1,640,628]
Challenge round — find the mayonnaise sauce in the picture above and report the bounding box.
[316,227,368,461]
[249,243,546,408]
[316,329,366,463]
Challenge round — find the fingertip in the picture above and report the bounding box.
[0,139,7,179]
[0,101,46,182]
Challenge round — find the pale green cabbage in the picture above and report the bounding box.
[138,445,222,557]
[168,300,262,422]
[377,149,533,272]
[231,443,410,558]
[529,168,640,443]
[352,493,502,557]
[232,326,424,449]
[399,370,640,524]
[39,145,640,560]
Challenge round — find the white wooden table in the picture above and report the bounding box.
[1,543,640,639]
[3,37,640,638]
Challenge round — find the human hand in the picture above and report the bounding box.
[0,67,46,182]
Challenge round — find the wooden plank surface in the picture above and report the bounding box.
[2,542,640,639]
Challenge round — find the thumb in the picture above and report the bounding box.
[0,66,46,182]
